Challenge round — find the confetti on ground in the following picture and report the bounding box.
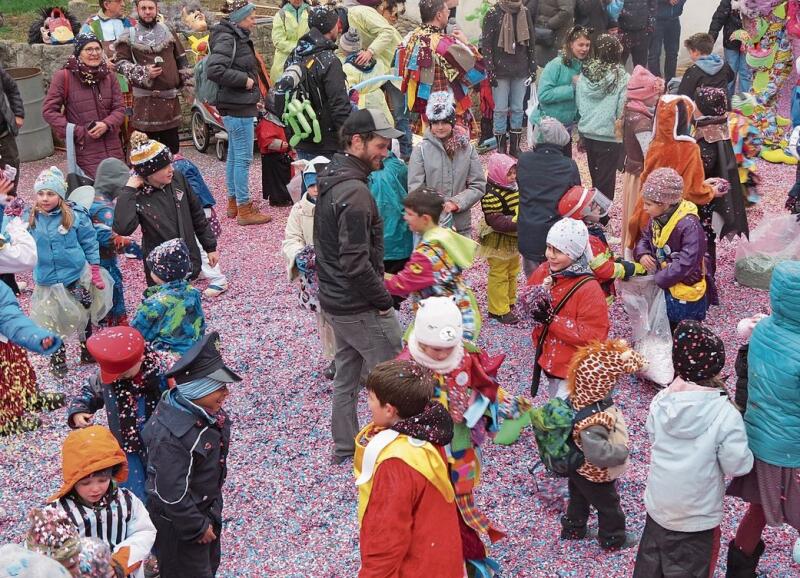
[1,81,799,577]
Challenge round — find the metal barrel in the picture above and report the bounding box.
[7,68,54,162]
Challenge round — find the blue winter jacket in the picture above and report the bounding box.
[0,282,62,355]
[656,0,686,20]
[30,204,100,286]
[369,153,413,261]
[173,158,216,208]
[745,261,800,468]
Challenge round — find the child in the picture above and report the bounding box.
[339,28,393,124]
[478,153,521,325]
[68,327,170,500]
[142,331,240,578]
[130,238,205,356]
[678,33,735,105]
[527,218,610,399]
[257,92,293,208]
[408,91,486,237]
[24,507,82,576]
[634,168,709,331]
[734,314,766,413]
[354,359,464,577]
[633,321,753,577]
[27,166,113,377]
[560,339,645,551]
[281,156,336,379]
[557,185,644,299]
[385,188,480,341]
[48,425,156,578]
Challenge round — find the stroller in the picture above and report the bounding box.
[190,97,229,161]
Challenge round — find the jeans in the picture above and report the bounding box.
[648,18,681,80]
[324,309,402,458]
[384,82,412,160]
[492,77,528,134]
[221,115,254,205]
[724,47,753,96]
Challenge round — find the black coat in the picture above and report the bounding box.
[517,143,581,262]
[207,19,261,117]
[313,153,394,315]
[113,171,217,281]
[533,0,575,64]
[709,0,743,52]
[575,0,614,37]
[0,66,24,136]
[618,0,655,33]
[142,400,231,542]
[481,5,537,80]
[678,63,735,104]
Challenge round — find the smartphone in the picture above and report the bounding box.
[88,121,97,131]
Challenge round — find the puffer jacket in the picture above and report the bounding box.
[207,19,261,118]
[576,66,630,142]
[369,153,412,262]
[617,0,655,32]
[745,261,800,468]
[281,194,315,281]
[42,67,125,179]
[481,4,537,81]
[0,65,24,136]
[30,204,100,287]
[644,378,753,533]
[534,0,576,63]
[709,0,744,51]
[537,55,583,125]
[0,282,60,355]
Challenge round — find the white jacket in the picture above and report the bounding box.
[280,195,315,281]
[644,378,754,532]
[0,217,37,274]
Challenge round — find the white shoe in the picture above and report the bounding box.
[16,281,27,292]
[203,284,228,298]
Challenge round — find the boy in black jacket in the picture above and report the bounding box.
[708,0,751,95]
[678,33,735,107]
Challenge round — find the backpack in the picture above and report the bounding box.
[195,36,237,106]
[530,396,614,477]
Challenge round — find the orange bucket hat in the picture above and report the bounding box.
[48,425,128,502]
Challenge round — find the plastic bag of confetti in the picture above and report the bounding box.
[735,214,800,290]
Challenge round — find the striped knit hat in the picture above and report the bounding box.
[129,131,173,177]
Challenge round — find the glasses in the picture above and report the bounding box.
[82,47,104,53]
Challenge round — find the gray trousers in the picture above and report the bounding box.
[325,309,402,458]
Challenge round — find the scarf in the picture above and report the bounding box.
[164,388,218,426]
[442,124,470,158]
[110,347,162,455]
[551,254,592,278]
[497,0,530,55]
[65,55,109,87]
[694,115,730,144]
[391,401,454,446]
[408,332,465,374]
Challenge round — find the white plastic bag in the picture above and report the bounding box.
[618,275,674,386]
[735,214,800,290]
[526,81,540,147]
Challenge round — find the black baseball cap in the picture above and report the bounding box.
[341,109,404,139]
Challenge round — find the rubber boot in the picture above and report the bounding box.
[226,197,238,218]
[237,202,272,226]
[496,133,508,155]
[725,540,765,578]
[510,130,522,158]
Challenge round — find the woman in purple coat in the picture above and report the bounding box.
[43,33,125,179]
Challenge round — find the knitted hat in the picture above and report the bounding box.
[414,296,463,347]
[73,32,101,57]
[695,86,728,117]
[339,27,361,54]
[672,320,726,383]
[77,538,113,578]
[533,116,570,147]
[129,131,173,178]
[24,507,82,564]
[308,7,339,34]
[87,327,146,384]
[34,166,67,199]
[546,218,591,262]
[487,153,517,188]
[626,65,664,103]
[736,314,767,341]
[0,544,71,578]
[146,238,192,282]
[426,91,456,125]
[642,167,684,205]
[223,0,255,22]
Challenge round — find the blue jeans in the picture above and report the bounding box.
[724,47,753,96]
[222,115,254,205]
[648,18,681,80]
[492,77,527,134]
[383,82,412,160]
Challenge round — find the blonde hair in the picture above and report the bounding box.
[29,196,74,231]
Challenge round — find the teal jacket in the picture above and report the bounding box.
[536,55,582,126]
[369,153,413,261]
[745,261,800,468]
[576,66,630,143]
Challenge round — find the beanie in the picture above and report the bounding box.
[34,166,67,199]
[425,91,456,124]
[73,32,101,58]
[626,65,664,103]
[533,116,570,147]
[546,218,591,262]
[339,27,361,54]
[642,167,684,205]
[225,0,255,23]
[308,7,339,34]
[694,86,728,117]
[146,238,192,282]
[672,320,726,383]
[24,507,81,564]
[414,296,463,347]
[129,131,173,178]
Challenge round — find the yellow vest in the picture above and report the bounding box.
[353,425,455,525]
[653,200,707,302]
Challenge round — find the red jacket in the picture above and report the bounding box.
[359,458,464,578]
[528,266,610,379]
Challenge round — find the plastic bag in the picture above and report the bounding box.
[526,82,540,146]
[618,275,673,386]
[735,214,800,290]
[287,173,302,203]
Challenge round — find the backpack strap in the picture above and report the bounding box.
[572,397,614,426]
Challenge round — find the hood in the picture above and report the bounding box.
[770,261,800,327]
[487,153,517,188]
[422,226,478,269]
[651,380,731,439]
[626,65,664,104]
[93,158,130,200]
[295,27,336,58]
[695,53,725,76]
[568,340,647,409]
[391,401,454,446]
[48,425,128,502]
[581,65,625,97]
[317,153,371,198]
[653,95,696,145]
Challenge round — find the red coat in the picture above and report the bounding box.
[528,266,610,379]
[359,458,464,578]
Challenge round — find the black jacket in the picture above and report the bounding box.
[0,66,24,136]
[678,62,735,104]
[313,153,394,315]
[575,0,614,37]
[481,5,537,81]
[285,28,352,154]
[142,400,231,542]
[533,0,575,63]
[618,0,655,33]
[517,143,581,262]
[207,19,260,117]
[113,171,217,280]
[655,0,685,20]
[709,0,743,51]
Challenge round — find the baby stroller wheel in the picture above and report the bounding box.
[191,110,210,153]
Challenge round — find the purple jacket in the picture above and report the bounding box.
[43,68,125,179]
[634,210,707,290]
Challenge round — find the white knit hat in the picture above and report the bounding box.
[414,296,463,347]
[546,218,592,262]
[425,91,456,124]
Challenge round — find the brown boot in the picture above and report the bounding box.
[226,197,238,218]
[236,202,272,226]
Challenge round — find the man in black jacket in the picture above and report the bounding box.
[314,109,403,464]
[709,0,750,95]
[618,0,656,68]
[0,65,24,196]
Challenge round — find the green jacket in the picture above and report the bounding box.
[576,66,630,143]
[536,55,582,126]
[345,5,402,75]
[270,3,310,81]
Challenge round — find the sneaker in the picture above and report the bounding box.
[123,242,143,259]
[323,359,336,380]
[488,311,519,325]
[330,454,352,466]
[601,532,639,551]
[204,284,228,298]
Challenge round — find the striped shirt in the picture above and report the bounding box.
[57,488,136,550]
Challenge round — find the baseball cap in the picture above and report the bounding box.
[341,109,403,139]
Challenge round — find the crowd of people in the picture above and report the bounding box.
[0,0,799,576]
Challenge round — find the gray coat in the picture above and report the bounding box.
[0,66,24,136]
[407,129,486,235]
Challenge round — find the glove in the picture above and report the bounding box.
[40,334,63,355]
[113,235,131,251]
[4,197,24,217]
[90,264,105,290]
[531,300,553,324]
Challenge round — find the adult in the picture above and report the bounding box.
[114,0,192,155]
[726,261,800,575]
[708,0,751,95]
[532,0,575,66]
[0,65,24,195]
[42,33,125,179]
[648,0,686,81]
[617,0,655,68]
[207,0,272,225]
[282,7,351,161]
[574,0,617,42]
[517,117,580,277]
[481,0,536,157]
[270,0,310,82]
[313,109,403,464]
[343,0,411,161]
[536,25,592,158]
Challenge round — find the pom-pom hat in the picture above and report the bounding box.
[426,91,456,125]
[642,167,684,205]
[129,131,173,178]
[34,166,67,199]
[413,296,463,347]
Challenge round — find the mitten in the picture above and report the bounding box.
[4,196,24,217]
[90,264,105,290]
[531,300,553,324]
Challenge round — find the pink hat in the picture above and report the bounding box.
[487,153,517,188]
[736,314,767,341]
[626,65,665,103]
